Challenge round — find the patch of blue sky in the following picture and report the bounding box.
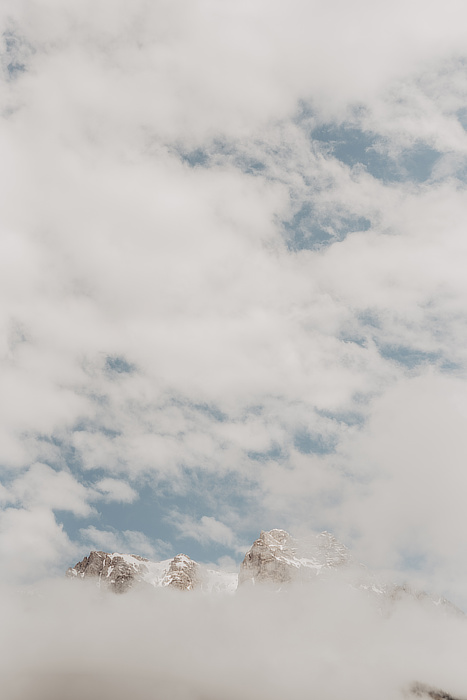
[0,469,18,490]
[166,470,260,560]
[379,344,442,369]
[316,408,366,428]
[293,429,337,455]
[379,344,462,373]
[247,443,286,462]
[1,30,28,80]
[177,399,227,423]
[457,107,467,131]
[455,164,467,182]
[28,432,82,473]
[399,144,443,182]
[62,482,174,551]
[179,148,209,168]
[439,359,463,372]
[442,155,467,182]
[178,139,267,176]
[283,201,371,251]
[56,463,259,565]
[357,309,382,329]
[311,123,441,183]
[237,157,266,175]
[70,419,122,440]
[105,355,136,375]
[339,334,368,348]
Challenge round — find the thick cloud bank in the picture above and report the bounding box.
[2,579,467,700]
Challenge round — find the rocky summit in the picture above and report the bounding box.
[67,551,151,593]
[67,528,461,611]
[238,528,350,586]
[67,528,354,593]
[67,550,237,593]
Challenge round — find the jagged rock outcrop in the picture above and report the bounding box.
[66,551,148,593]
[67,550,238,593]
[67,530,463,617]
[160,554,199,590]
[408,682,464,699]
[238,528,350,587]
[239,529,298,586]
[67,551,201,592]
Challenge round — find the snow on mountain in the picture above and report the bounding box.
[67,528,351,594]
[238,528,350,586]
[67,550,237,593]
[67,528,462,616]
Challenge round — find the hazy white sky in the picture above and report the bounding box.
[1,0,467,609]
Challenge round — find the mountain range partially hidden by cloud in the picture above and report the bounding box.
[1,0,467,626]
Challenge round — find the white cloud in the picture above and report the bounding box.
[337,373,467,603]
[1,0,467,604]
[0,507,77,583]
[4,463,94,516]
[79,525,168,559]
[1,577,467,700]
[92,478,138,504]
[169,512,242,551]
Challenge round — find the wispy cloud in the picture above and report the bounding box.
[168,511,243,552]
[79,525,170,559]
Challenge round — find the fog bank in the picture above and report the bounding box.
[1,576,466,700]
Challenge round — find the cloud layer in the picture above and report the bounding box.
[2,578,467,700]
[1,0,467,606]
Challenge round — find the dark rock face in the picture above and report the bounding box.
[67,551,200,592]
[409,682,464,700]
[238,528,350,587]
[67,551,148,593]
[161,554,199,590]
[239,529,298,586]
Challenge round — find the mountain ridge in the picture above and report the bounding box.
[67,528,460,614]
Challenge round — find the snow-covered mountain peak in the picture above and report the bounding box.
[238,528,350,586]
[67,550,237,593]
[315,530,350,566]
[159,553,199,590]
[66,529,462,620]
[260,528,296,549]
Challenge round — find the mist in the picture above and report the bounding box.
[1,576,466,700]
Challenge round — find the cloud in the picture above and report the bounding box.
[336,372,467,605]
[0,507,77,583]
[92,478,138,504]
[168,512,240,551]
[79,525,169,560]
[1,577,467,700]
[3,463,94,516]
[1,0,467,604]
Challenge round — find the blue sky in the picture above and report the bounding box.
[1,0,467,608]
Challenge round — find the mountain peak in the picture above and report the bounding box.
[67,550,237,593]
[238,528,350,587]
